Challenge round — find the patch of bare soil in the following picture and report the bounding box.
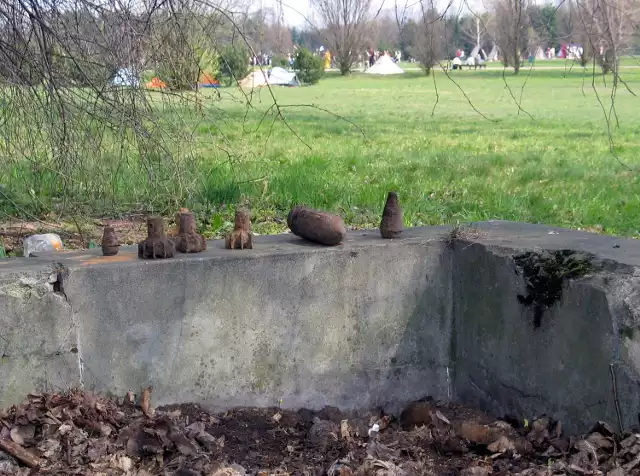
[0,391,636,475]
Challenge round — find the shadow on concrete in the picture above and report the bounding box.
[360,243,455,414]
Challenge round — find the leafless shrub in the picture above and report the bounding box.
[411,0,444,76]
[310,0,374,75]
[0,0,294,218]
[491,0,531,74]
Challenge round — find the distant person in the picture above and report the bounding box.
[369,50,375,67]
[452,56,462,70]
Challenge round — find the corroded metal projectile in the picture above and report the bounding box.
[101,226,120,256]
[379,191,404,239]
[173,211,206,253]
[288,206,346,246]
[225,209,254,250]
[138,217,175,259]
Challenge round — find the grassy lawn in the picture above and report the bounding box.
[2,66,640,241]
[193,68,640,237]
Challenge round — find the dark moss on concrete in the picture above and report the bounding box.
[513,250,595,328]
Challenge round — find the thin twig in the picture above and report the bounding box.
[610,362,624,433]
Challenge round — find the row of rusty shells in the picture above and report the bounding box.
[101,209,253,259]
[101,192,404,258]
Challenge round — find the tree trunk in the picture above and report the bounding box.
[339,59,351,75]
[610,48,620,86]
[512,45,520,74]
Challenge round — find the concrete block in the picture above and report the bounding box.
[452,221,640,434]
[0,261,80,405]
[2,221,640,435]
[61,230,453,414]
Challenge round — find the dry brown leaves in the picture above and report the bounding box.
[1,391,640,476]
[0,390,228,475]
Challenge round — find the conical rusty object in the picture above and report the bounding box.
[379,191,403,239]
[101,226,120,256]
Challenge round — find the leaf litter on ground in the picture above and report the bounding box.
[1,391,640,475]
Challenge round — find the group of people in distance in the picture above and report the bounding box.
[451,54,486,70]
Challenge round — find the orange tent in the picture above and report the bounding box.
[145,77,167,89]
[199,72,220,87]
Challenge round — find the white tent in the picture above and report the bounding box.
[488,44,499,61]
[364,55,405,75]
[239,70,268,88]
[111,68,140,87]
[239,68,300,89]
[267,67,300,86]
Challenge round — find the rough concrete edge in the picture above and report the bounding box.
[0,262,60,298]
[451,235,640,429]
[0,260,84,404]
[451,234,640,318]
[52,262,85,392]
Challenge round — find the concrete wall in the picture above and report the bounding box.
[0,261,80,403]
[451,221,640,434]
[2,221,640,434]
[453,243,626,433]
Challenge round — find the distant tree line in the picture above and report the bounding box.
[302,0,640,76]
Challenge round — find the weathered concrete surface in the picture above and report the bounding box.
[1,220,640,435]
[0,259,81,403]
[55,229,454,414]
[453,221,640,434]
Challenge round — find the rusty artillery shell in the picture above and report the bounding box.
[288,206,347,246]
[225,209,254,250]
[101,226,120,256]
[379,191,403,239]
[174,211,206,253]
[138,217,175,259]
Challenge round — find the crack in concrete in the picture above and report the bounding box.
[51,263,84,390]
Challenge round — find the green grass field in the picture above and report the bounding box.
[3,66,640,239]
[195,68,640,237]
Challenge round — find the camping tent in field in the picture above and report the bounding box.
[488,44,499,61]
[239,68,300,89]
[364,54,405,75]
[267,67,300,86]
[239,70,268,88]
[145,77,167,89]
[198,72,221,88]
[111,68,140,87]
